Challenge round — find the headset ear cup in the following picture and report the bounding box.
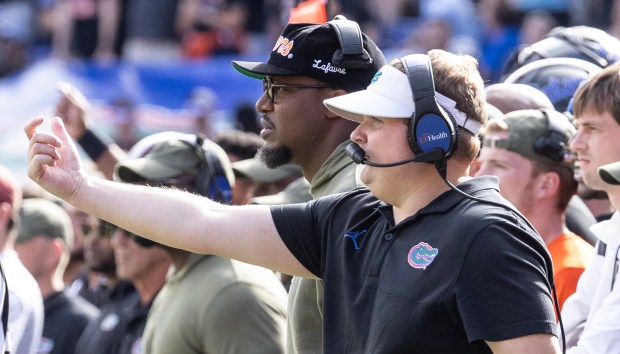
[407,117,419,154]
[411,106,458,159]
[328,16,372,69]
[401,54,458,162]
[533,109,569,163]
[439,105,458,158]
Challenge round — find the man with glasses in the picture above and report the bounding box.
[231,18,385,353]
[76,226,170,354]
[65,211,135,309]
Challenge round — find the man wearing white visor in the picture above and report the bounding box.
[24,49,560,353]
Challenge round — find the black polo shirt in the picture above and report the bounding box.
[272,176,557,353]
[41,290,100,354]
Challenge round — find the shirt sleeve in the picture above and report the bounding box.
[566,245,620,354]
[270,199,325,278]
[566,286,620,354]
[454,219,558,342]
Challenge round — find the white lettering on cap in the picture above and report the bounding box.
[312,60,347,75]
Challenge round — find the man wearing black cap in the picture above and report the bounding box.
[561,63,620,353]
[232,16,385,353]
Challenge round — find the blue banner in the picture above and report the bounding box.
[0,56,264,184]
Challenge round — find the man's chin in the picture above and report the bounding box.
[258,145,293,169]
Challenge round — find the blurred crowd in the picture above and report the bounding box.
[0,0,619,81]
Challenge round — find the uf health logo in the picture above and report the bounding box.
[273,36,294,58]
[408,242,439,269]
[419,131,449,144]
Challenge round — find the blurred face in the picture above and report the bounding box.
[570,111,620,191]
[232,176,255,205]
[82,219,116,275]
[15,236,56,279]
[111,229,170,281]
[475,144,537,215]
[255,75,334,168]
[65,206,90,259]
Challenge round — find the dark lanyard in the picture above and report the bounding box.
[0,263,8,354]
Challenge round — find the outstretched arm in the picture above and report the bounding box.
[25,116,313,278]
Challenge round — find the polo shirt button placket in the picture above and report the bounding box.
[384,233,394,241]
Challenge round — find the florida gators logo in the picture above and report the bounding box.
[408,242,438,269]
[370,71,382,84]
[273,36,294,57]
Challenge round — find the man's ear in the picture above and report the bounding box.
[536,171,561,199]
[0,202,12,230]
[325,89,349,119]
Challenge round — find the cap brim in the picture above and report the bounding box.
[323,65,413,122]
[232,159,300,183]
[116,159,182,183]
[323,89,412,123]
[232,61,299,80]
[598,161,620,185]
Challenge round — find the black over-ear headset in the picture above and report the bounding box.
[345,56,566,349]
[132,134,232,248]
[534,109,572,163]
[188,134,232,203]
[400,54,458,163]
[327,15,373,69]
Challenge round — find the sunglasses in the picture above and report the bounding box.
[262,77,334,104]
[81,219,117,238]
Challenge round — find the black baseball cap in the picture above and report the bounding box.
[232,21,385,92]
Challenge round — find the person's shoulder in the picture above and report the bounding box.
[46,291,100,322]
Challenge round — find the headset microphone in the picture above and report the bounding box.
[346,143,444,167]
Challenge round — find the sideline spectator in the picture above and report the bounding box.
[115,135,288,353]
[0,165,44,354]
[89,225,170,353]
[483,82,599,246]
[476,109,593,309]
[15,198,99,354]
[561,61,620,353]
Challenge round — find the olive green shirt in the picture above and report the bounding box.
[286,140,359,353]
[143,254,288,354]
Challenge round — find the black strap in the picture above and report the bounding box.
[0,262,9,354]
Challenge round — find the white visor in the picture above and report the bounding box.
[323,65,482,136]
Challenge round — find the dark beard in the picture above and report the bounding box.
[258,145,293,169]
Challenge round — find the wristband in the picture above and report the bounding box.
[77,129,108,161]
